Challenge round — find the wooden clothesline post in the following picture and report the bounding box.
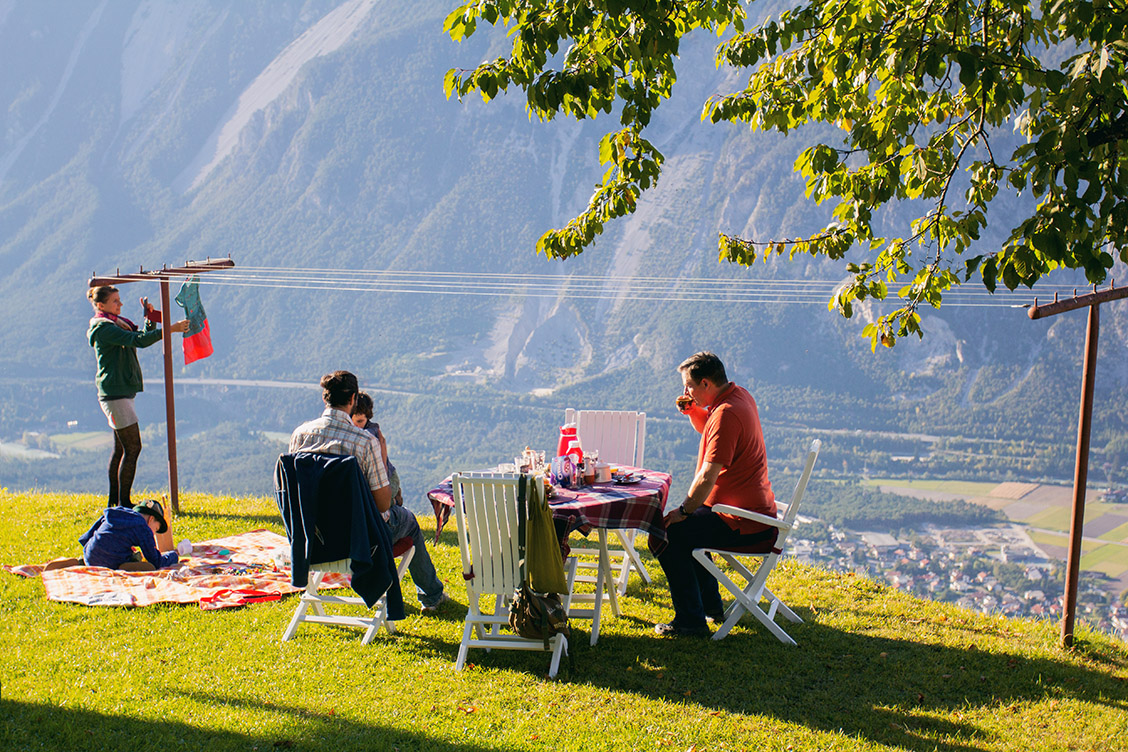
[88,257,235,514]
[1028,280,1128,648]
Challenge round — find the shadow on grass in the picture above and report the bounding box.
[0,697,496,752]
[569,612,1128,752]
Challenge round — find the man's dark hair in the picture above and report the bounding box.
[320,370,358,408]
[677,351,728,385]
[352,391,374,419]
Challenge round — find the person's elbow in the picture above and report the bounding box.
[700,461,724,484]
[372,485,393,514]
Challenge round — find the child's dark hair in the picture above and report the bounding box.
[352,391,374,419]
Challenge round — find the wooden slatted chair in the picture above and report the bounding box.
[281,537,415,644]
[274,452,415,645]
[452,473,578,678]
[565,408,651,596]
[691,439,820,644]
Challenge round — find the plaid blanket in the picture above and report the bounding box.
[3,529,348,609]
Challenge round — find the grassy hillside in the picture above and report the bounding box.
[2,489,1126,751]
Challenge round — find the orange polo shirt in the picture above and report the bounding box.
[698,383,776,534]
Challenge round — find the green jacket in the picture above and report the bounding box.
[87,316,162,399]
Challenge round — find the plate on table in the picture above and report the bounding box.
[612,473,642,485]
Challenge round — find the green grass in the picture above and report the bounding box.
[2,489,1127,751]
[863,479,1002,496]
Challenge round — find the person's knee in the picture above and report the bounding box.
[388,505,422,539]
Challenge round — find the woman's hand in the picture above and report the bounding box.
[169,319,191,334]
[140,296,154,313]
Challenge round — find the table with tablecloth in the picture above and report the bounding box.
[427,466,672,643]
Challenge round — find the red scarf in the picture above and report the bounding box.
[92,311,138,332]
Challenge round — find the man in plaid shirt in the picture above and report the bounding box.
[289,371,449,613]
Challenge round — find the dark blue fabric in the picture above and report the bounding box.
[79,506,178,569]
[274,452,404,617]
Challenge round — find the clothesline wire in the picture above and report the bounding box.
[95,274,1035,307]
[219,264,1100,292]
[92,264,1076,308]
[195,271,1027,299]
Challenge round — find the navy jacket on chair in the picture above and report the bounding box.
[275,452,404,619]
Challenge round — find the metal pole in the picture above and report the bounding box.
[1061,303,1099,647]
[159,279,180,514]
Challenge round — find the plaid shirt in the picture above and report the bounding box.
[289,407,389,495]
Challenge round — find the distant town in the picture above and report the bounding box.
[789,517,1128,642]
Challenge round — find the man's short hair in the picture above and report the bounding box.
[352,391,374,419]
[320,370,358,408]
[677,351,728,385]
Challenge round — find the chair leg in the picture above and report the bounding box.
[455,619,475,671]
[281,574,322,641]
[548,634,567,679]
[282,593,310,641]
[363,595,390,645]
[762,585,803,623]
[307,571,327,617]
[589,529,620,646]
[612,529,651,596]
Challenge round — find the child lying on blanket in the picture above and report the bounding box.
[44,498,181,572]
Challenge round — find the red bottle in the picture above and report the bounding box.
[556,424,578,457]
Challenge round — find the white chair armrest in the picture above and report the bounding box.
[710,504,790,531]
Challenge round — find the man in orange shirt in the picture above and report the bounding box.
[656,351,778,637]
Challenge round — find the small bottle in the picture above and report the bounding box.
[566,439,583,461]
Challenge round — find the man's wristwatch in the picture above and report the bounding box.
[679,503,692,517]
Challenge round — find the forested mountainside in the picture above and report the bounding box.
[1,0,1125,497]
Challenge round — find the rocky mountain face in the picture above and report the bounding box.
[1,0,1125,464]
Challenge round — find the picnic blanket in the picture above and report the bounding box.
[3,529,348,609]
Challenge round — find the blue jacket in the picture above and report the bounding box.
[274,452,404,618]
[80,507,179,569]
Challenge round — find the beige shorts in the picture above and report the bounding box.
[99,398,139,430]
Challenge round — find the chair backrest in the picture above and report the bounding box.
[564,408,646,467]
[452,473,539,597]
[778,439,821,531]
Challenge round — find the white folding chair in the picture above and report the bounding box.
[692,439,820,644]
[452,473,578,678]
[565,408,651,596]
[282,537,415,644]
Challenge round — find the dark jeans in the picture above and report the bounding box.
[385,505,445,607]
[656,506,777,629]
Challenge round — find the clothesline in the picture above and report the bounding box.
[90,264,1088,308]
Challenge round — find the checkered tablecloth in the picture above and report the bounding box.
[5,529,348,609]
[427,467,672,553]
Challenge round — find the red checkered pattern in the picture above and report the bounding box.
[428,467,672,552]
[10,529,349,609]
